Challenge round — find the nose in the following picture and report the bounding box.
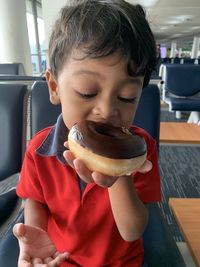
[93,97,118,121]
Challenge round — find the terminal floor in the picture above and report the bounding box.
[159,109,199,267]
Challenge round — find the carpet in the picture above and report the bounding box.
[159,145,200,241]
[159,109,200,241]
[161,109,190,122]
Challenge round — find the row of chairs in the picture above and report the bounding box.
[161,57,199,65]
[160,64,200,114]
[151,57,200,80]
[0,81,186,266]
[0,63,26,76]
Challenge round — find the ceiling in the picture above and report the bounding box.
[127,0,200,48]
[38,0,200,49]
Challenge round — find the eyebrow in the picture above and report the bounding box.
[72,70,103,78]
[72,69,143,86]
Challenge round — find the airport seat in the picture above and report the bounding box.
[0,210,24,266]
[0,83,28,182]
[134,84,186,266]
[162,64,200,112]
[30,81,61,137]
[171,57,182,64]
[183,58,196,64]
[161,57,171,64]
[0,63,26,75]
[0,82,186,267]
[0,83,28,228]
[0,75,45,82]
[134,84,160,151]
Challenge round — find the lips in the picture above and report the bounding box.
[90,119,120,128]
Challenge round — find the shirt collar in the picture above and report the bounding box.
[36,114,69,164]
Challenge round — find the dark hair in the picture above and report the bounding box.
[48,0,157,87]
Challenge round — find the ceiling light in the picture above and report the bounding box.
[126,0,159,7]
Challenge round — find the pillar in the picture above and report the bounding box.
[191,37,200,59]
[170,41,177,58]
[42,0,67,67]
[0,0,32,75]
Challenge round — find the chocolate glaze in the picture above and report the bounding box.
[69,121,146,159]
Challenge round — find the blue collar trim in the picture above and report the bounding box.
[36,114,69,164]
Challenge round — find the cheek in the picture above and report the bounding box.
[61,100,91,129]
[120,105,139,127]
[62,106,81,129]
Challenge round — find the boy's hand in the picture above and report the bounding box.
[13,223,69,266]
[64,144,152,188]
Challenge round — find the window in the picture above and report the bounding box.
[26,0,46,75]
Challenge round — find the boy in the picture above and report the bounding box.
[13,0,161,266]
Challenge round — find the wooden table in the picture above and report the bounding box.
[169,198,200,267]
[160,122,200,144]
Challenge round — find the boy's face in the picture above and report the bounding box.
[46,50,144,129]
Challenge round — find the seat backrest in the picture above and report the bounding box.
[163,64,200,96]
[0,75,45,82]
[183,58,195,64]
[133,84,160,148]
[30,81,61,138]
[0,83,28,181]
[171,57,181,64]
[0,63,26,75]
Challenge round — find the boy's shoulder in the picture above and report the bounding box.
[27,126,53,153]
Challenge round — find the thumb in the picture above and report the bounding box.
[13,223,26,240]
[138,160,152,173]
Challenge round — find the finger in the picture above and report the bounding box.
[64,141,69,148]
[92,172,118,187]
[44,257,53,264]
[138,160,152,173]
[34,264,48,267]
[73,158,93,183]
[32,258,43,265]
[13,224,42,244]
[52,251,69,259]
[18,250,32,267]
[18,257,32,267]
[13,223,26,239]
[52,251,60,259]
[63,150,75,168]
[48,252,70,266]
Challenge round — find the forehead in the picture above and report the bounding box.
[57,49,138,78]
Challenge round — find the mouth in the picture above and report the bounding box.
[91,119,119,128]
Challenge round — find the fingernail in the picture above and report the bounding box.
[64,252,70,258]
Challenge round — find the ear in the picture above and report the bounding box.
[45,69,61,105]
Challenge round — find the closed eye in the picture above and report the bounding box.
[118,96,137,103]
[76,91,97,99]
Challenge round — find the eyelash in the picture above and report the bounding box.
[118,96,136,103]
[77,92,136,103]
[77,92,97,99]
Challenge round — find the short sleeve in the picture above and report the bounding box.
[16,147,45,204]
[132,128,161,203]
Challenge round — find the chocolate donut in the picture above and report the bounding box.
[68,121,147,176]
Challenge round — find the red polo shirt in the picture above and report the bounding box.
[17,117,161,267]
